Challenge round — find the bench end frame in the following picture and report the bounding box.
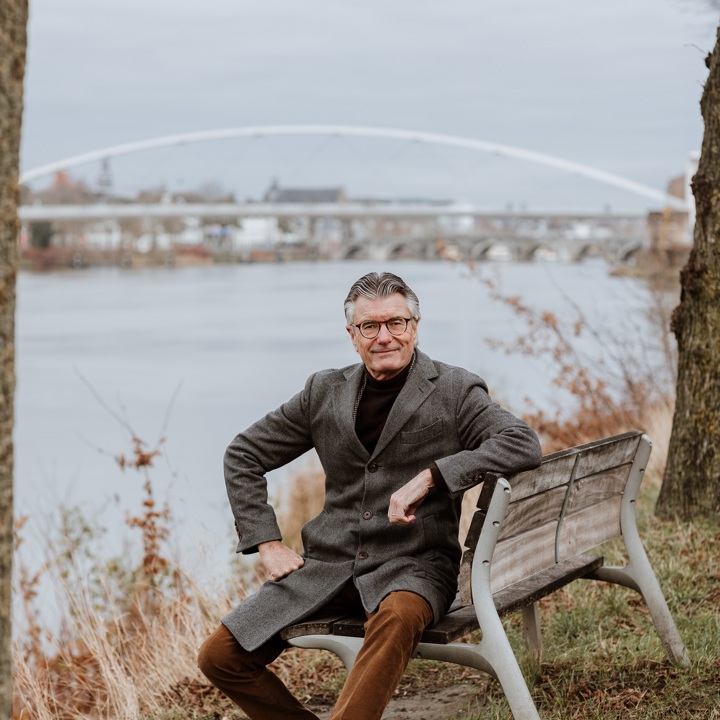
[586,434,689,666]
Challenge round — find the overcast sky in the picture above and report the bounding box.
[20,0,719,212]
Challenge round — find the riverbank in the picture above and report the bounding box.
[17,243,690,275]
[18,243,363,270]
[18,244,214,270]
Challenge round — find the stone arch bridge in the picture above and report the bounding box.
[340,232,643,264]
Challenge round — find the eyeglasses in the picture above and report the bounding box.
[352,317,414,339]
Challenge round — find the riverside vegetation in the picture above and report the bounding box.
[11,275,720,719]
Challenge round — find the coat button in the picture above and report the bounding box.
[357,551,368,560]
[362,510,373,520]
[368,463,378,472]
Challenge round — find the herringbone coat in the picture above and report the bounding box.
[222,350,541,650]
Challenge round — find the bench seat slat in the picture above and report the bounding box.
[280,613,355,641]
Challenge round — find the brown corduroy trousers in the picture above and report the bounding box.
[198,581,433,720]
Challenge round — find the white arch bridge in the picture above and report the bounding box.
[21,124,688,210]
[19,125,689,264]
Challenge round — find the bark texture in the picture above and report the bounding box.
[0,1,28,715]
[657,27,720,520]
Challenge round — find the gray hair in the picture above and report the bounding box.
[344,272,421,325]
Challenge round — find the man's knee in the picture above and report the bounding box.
[199,624,288,686]
[198,624,235,682]
[367,591,433,638]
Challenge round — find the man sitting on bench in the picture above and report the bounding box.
[198,270,541,720]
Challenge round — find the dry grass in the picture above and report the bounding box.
[12,476,238,719]
[10,446,344,720]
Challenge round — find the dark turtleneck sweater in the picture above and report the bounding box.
[354,357,445,488]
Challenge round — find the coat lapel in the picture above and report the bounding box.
[332,362,370,459]
[371,350,438,459]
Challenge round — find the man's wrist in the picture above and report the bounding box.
[428,462,446,491]
[258,539,283,553]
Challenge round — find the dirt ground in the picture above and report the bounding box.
[309,681,480,719]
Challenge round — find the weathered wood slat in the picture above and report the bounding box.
[566,466,629,514]
[506,432,641,503]
[420,605,479,643]
[458,550,474,605]
[506,454,576,501]
[573,434,641,481]
[556,496,622,561]
[279,613,354,641]
[491,521,558,593]
[499,486,568,540]
[493,554,604,617]
[333,617,366,638]
[462,475,499,551]
[539,431,642,465]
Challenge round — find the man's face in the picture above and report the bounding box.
[346,293,418,381]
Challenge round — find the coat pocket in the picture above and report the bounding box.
[400,419,444,445]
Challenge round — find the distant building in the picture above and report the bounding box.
[262,180,346,204]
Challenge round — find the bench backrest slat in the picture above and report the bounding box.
[502,455,576,501]
[566,465,630,514]
[571,433,640,479]
[490,521,558,592]
[557,495,622,560]
[498,485,566,541]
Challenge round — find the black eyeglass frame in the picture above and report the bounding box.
[352,317,415,339]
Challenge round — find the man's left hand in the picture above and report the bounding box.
[388,468,435,525]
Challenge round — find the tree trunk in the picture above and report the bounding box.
[0,1,29,715]
[657,27,720,520]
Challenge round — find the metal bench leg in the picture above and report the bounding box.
[588,435,688,666]
[415,615,542,720]
[522,603,542,659]
[288,635,364,672]
[590,558,688,666]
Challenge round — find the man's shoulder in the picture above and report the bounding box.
[306,362,362,386]
[417,351,487,387]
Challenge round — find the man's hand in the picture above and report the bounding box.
[258,540,305,581]
[388,468,435,525]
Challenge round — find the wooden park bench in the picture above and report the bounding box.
[282,431,688,719]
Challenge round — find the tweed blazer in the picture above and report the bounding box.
[222,350,541,651]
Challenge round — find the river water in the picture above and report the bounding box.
[14,259,668,576]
